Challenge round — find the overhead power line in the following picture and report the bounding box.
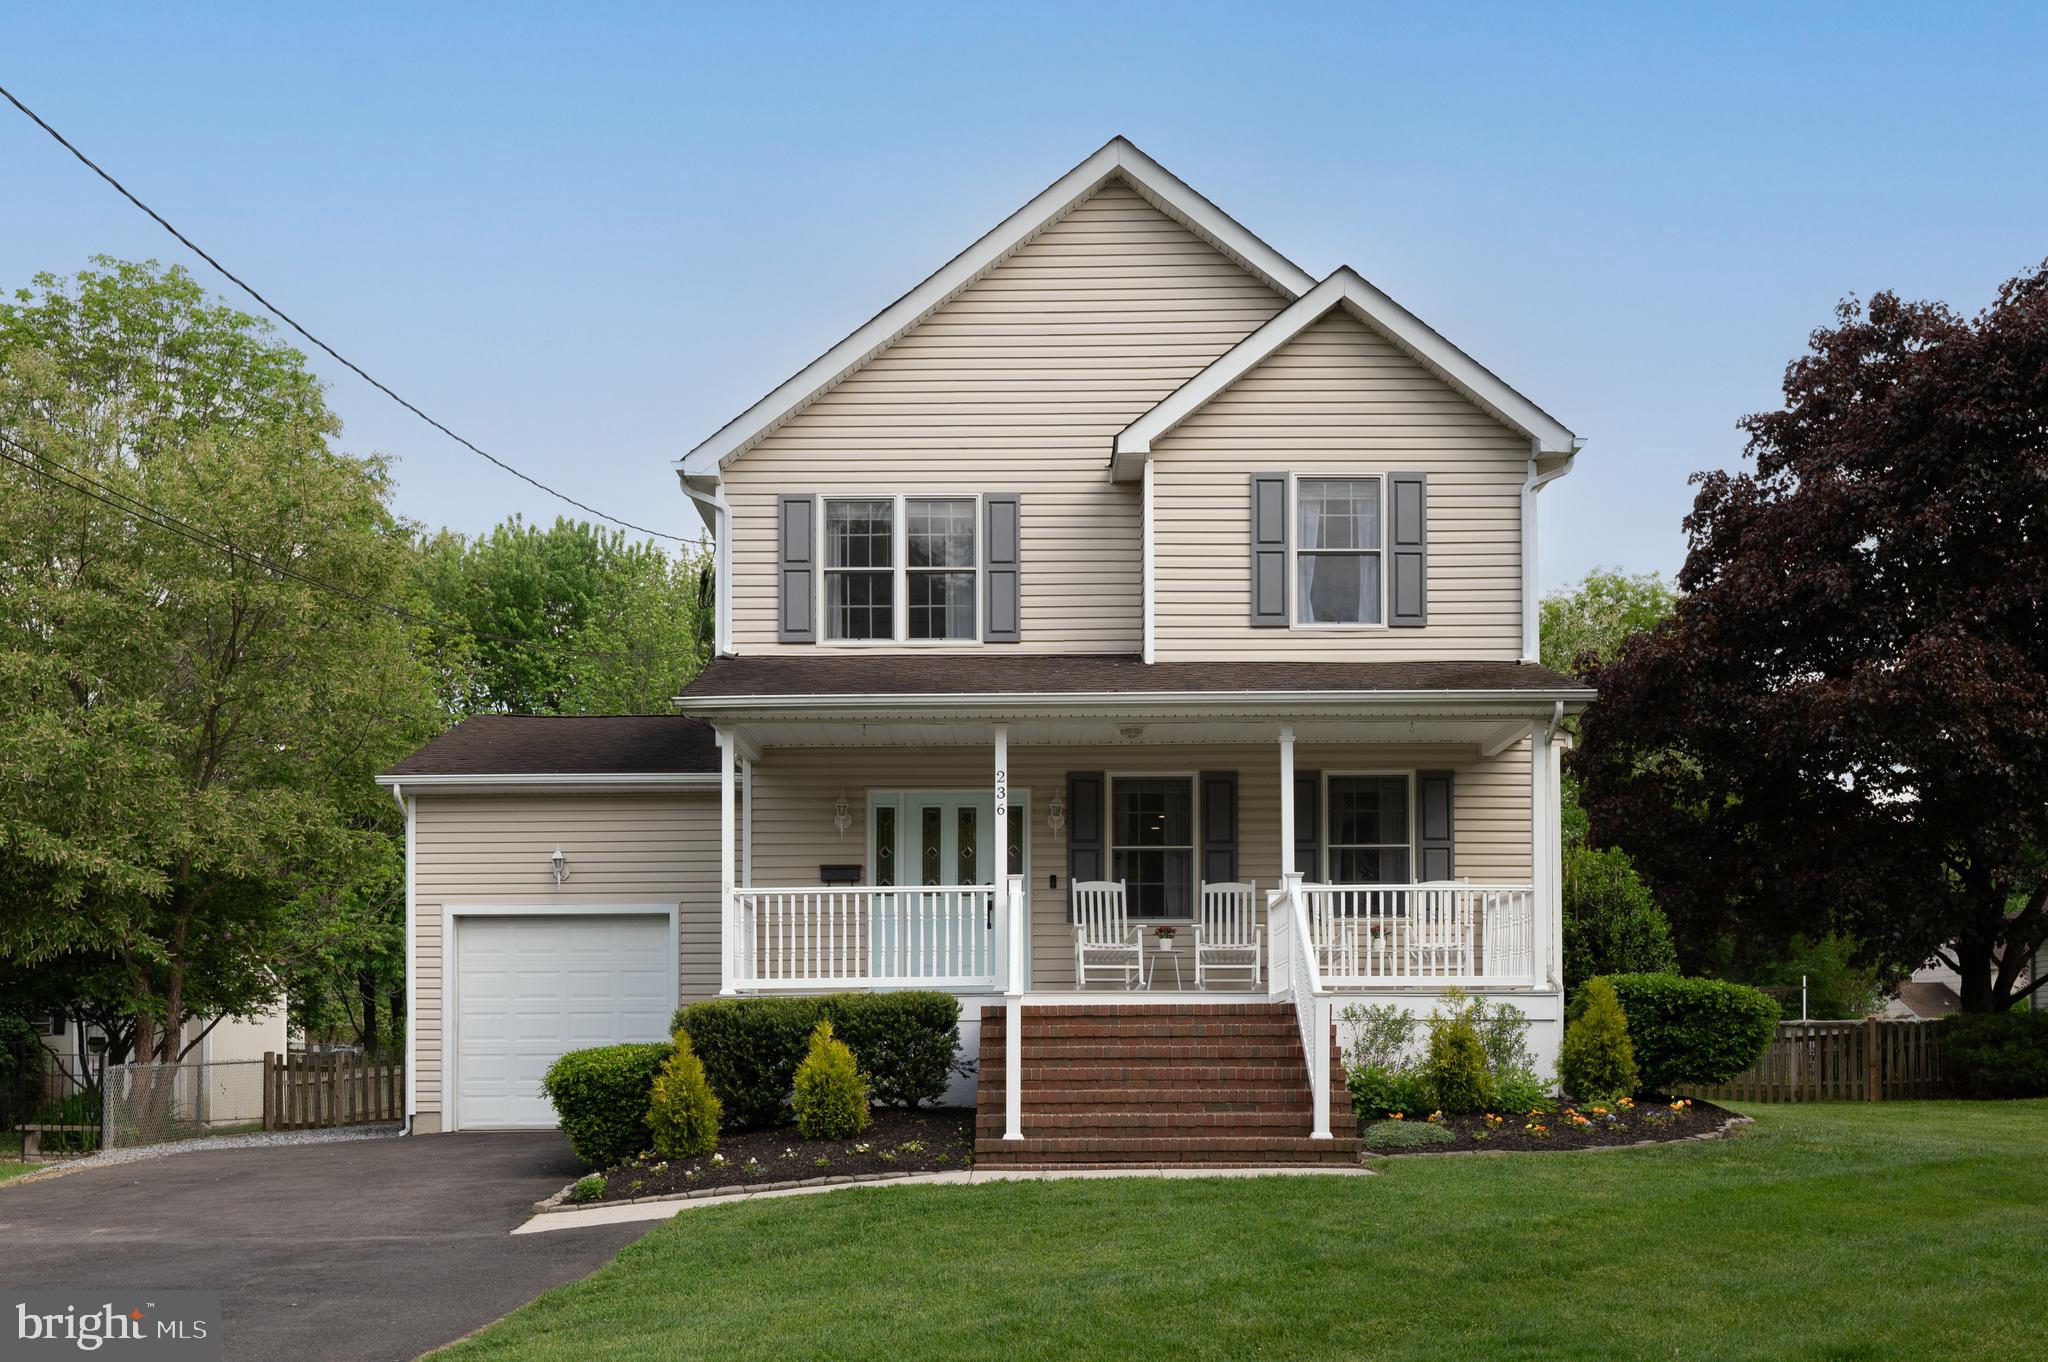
[0,430,705,667]
[0,80,686,546]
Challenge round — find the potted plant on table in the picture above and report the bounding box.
[1153,925,1179,951]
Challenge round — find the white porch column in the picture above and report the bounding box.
[1278,723,1297,879]
[993,723,1023,1140]
[1527,721,1552,990]
[1542,727,1565,990]
[717,728,737,995]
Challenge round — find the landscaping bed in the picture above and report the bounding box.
[574,1106,975,1203]
[1361,1096,1739,1155]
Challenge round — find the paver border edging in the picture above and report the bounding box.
[1362,1111,1755,1160]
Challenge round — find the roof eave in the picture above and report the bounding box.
[672,687,1594,723]
[374,772,719,792]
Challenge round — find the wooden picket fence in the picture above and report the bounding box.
[1680,1018,1947,1103]
[263,1051,404,1130]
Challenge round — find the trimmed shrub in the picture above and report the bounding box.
[792,1019,871,1139]
[1561,844,1678,990]
[1602,973,1778,1091]
[675,992,961,1128]
[1347,1064,1432,1120]
[647,1028,722,1157]
[540,1042,670,1168]
[1361,1117,1455,1151]
[1941,1010,2048,1098]
[1422,998,1491,1114]
[1559,977,1639,1102]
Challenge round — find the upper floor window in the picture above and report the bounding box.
[907,499,976,640]
[825,499,895,640]
[823,495,979,642]
[1296,477,1383,625]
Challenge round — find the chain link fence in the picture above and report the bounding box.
[102,1059,270,1150]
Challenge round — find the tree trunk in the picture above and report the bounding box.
[359,969,379,1056]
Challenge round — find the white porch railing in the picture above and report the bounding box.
[1268,878,1333,1140]
[732,886,996,990]
[1301,882,1537,986]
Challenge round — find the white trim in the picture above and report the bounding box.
[373,773,717,794]
[1520,448,1576,663]
[679,689,1594,722]
[1141,459,1156,665]
[1288,471,1390,630]
[681,479,734,657]
[677,137,1314,481]
[440,902,679,1133]
[399,787,416,1129]
[1478,719,1529,758]
[718,729,737,995]
[739,755,754,888]
[1113,267,1579,480]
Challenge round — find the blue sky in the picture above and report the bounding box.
[5,3,2043,589]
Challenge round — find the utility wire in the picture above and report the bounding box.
[0,79,686,546]
[0,430,707,666]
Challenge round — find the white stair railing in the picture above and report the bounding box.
[1269,876,1332,1140]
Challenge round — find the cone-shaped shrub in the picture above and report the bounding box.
[792,1018,871,1139]
[1422,995,1492,1114]
[1559,976,1640,1102]
[648,1028,722,1158]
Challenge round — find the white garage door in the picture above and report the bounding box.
[454,914,673,1130]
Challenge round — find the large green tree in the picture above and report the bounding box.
[417,515,711,716]
[0,258,441,1061]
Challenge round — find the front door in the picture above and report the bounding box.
[869,792,1027,981]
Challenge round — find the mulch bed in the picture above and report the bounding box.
[584,1107,976,1202]
[1362,1097,1741,1155]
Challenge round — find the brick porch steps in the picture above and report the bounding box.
[974,1003,1358,1170]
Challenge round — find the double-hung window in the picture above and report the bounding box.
[1296,477,1383,625]
[823,496,979,642]
[1327,775,1410,884]
[906,499,976,640]
[1110,777,1194,918]
[824,499,895,640]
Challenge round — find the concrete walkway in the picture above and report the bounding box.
[519,1163,1375,1233]
[0,1131,648,1362]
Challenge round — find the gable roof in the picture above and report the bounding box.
[1111,267,1580,480]
[677,137,1316,484]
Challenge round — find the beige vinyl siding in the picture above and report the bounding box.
[1152,310,1530,660]
[724,178,1287,654]
[409,792,717,1126]
[746,739,1531,992]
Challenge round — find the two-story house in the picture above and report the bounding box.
[380,139,1590,1167]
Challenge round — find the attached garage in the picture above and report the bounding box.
[377,714,725,1135]
[449,911,676,1130]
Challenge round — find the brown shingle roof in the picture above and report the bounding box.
[381,714,719,777]
[676,653,1588,700]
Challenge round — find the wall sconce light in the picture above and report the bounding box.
[549,848,571,885]
[1047,796,1066,835]
[832,791,852,838]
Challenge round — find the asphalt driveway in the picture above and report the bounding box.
[0,1132,650,1361]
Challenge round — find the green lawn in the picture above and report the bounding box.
[441,1102,2048,1362]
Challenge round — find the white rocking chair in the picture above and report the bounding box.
[1194,881,1262,990]
[1072,880,1143,990]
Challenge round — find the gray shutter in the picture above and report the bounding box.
[1417,770,1455,881]
[1292,770,1321,881]
[777,494,816,643]
[1388,473,1427,628]
[1250,474,1288,626]
[984,493,1021,643]
[1199,771,1238,885]
[1065,771,1105,919]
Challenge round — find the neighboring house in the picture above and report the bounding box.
[34,1006,289,1127]
[380,139,1592,1165]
